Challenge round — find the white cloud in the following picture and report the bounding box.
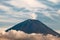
[0,0,60,31]
[56,30,60,33]
[6,11,31,19]
[0,12,23,24]
[42,12,54,20]
[0,30,60,40]
[51,13,59,17]
[48,0,60,3]
[0,0,55,20]
[0,28,6,31]
[57,10,60,14]
[7,0,48,8]
[0,18,20,23]
[30,13,37,19]
[0,4,10,11]
[0,15,7,18]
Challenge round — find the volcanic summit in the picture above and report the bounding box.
[6,19,60,37]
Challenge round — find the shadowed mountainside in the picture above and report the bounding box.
[6,19,60,37]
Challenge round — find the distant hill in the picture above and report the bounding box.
[6,19,60,37]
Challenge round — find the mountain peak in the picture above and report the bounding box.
[26,19,39,22]
[6,19,60,37]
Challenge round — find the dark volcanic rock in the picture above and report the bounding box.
[6,19,60,37]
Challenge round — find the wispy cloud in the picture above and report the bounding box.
[0,19,20,23]
[57,10,60,14]
[48,0,60,3]
[0,0,60,31]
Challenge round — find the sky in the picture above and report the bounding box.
[0,0,60,33]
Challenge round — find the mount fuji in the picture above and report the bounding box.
[6,19,60,37]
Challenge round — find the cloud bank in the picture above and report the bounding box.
[0,30,60,40]
[0,0,60,33]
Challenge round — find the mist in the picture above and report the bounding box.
[0,30,60,40]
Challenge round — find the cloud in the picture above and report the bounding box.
[30,13,37,19]
[0,0,60,31]
[8,0,47,8]
[0,4,10,11]
[0,0,59,21]
[0,14,22,23]
[0,18,20,23]
[0,15,7,18]
[57,10,60,14]
[42,12,54,19]
[48,0,60,3]
[0,30,60,40]
[56,30,60,33]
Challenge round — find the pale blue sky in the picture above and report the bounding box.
[0,0,60,32]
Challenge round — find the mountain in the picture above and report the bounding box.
[6,19,60,37]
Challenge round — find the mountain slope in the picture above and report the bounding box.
[6,19,60,37]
